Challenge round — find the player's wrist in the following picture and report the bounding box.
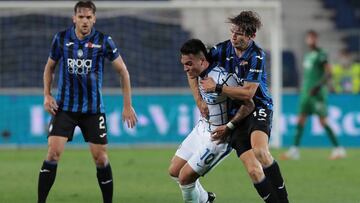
[226,121,235,130]
[215,84,223,93]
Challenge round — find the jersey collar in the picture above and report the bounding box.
[232,40,254,60]
[71,26,96,42]
[199,63,216,79]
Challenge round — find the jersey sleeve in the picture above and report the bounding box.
[245,51,266,82]
[104,35,120,61]
[49,33,61,61]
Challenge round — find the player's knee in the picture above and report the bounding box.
[247,165,264,182]
[46,150,62,162]
[93,153,108,167]
[178,169,197,185]
[253,148,273,166]
[168,164,180,178]
[178,174,193,185]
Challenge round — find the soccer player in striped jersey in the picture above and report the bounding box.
[37,1,137,203]
[194,11,289,203]
[168,39,255,203]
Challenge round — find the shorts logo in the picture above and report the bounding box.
[49,124,53,132]
[67,58,92,75]
[99,133,107,138]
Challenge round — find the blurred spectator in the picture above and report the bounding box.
[331,49,360,94]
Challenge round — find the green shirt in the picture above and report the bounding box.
[301,48,328,96]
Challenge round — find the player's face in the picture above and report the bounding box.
[181,54,204,79]
[73,8,96,37]
[305,33,317,48]
[230,24,252,51]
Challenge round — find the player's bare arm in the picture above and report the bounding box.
[187,75,209,118]
[201,77,259,100]
[112,55,137,128]
[211,99,255,144]
[43,57,58,115]
[310,62,332,95]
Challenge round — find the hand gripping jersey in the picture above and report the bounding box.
[198,64,240,131]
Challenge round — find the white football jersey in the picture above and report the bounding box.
[199,65,239,131]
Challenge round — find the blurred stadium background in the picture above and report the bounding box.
[0,0,359,202]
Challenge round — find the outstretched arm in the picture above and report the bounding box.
[112,56,137,128]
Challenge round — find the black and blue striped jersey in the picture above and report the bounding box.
[209,40,273,110]
[49,26,120,113]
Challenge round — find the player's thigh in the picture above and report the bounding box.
[48,111,78,141]
[314,99,328,117]
[175,121,204,161]
[46,136,68,161]
[239,150,265,183]
[299,96,313,115]
[178,163,201,185]
[187,140,232,176]
[79,113,108,144]
[89,142,109,166]
[230,120,252,157]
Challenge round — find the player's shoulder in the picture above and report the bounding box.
[249,42,266,60]
[211,40,232,51]
[53,28,69,39]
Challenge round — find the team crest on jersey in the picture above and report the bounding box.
[77,49,83,58]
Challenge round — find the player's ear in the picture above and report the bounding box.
[72,15,76,24]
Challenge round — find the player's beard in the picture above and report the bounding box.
[80,25,91,36]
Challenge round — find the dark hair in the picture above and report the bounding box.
[74,1,96,14]
[306,30,318,37]
[229,11,262,37]
[180,39,209,59]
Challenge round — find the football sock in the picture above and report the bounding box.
[254,177,279,203]
[196,179,208,203]
[38,160,58,203]
[264,161,289,203]
[180,182,200,203]
[324,124,339,147]
[294,124,304,146]
[97,163,113,203]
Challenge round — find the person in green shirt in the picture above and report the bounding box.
[281,30,346,160]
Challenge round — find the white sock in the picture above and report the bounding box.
[180,182,199,203]
[196,180,208,203]
[171,176,179,183]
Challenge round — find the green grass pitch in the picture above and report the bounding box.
[0,148,359,203]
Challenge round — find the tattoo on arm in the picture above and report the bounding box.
[231,99,255,126]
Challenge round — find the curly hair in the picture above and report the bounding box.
[228,11,262,37]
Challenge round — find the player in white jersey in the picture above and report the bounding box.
[168,39,255,203]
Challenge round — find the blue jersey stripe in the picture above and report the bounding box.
[49,27,119,113]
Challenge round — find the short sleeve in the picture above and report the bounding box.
[49,33,61,61]
[104,35,120,61]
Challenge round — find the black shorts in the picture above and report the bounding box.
[229,108,272,157]
[48,111,108,144]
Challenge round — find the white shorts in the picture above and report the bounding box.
[175,119,232,176]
